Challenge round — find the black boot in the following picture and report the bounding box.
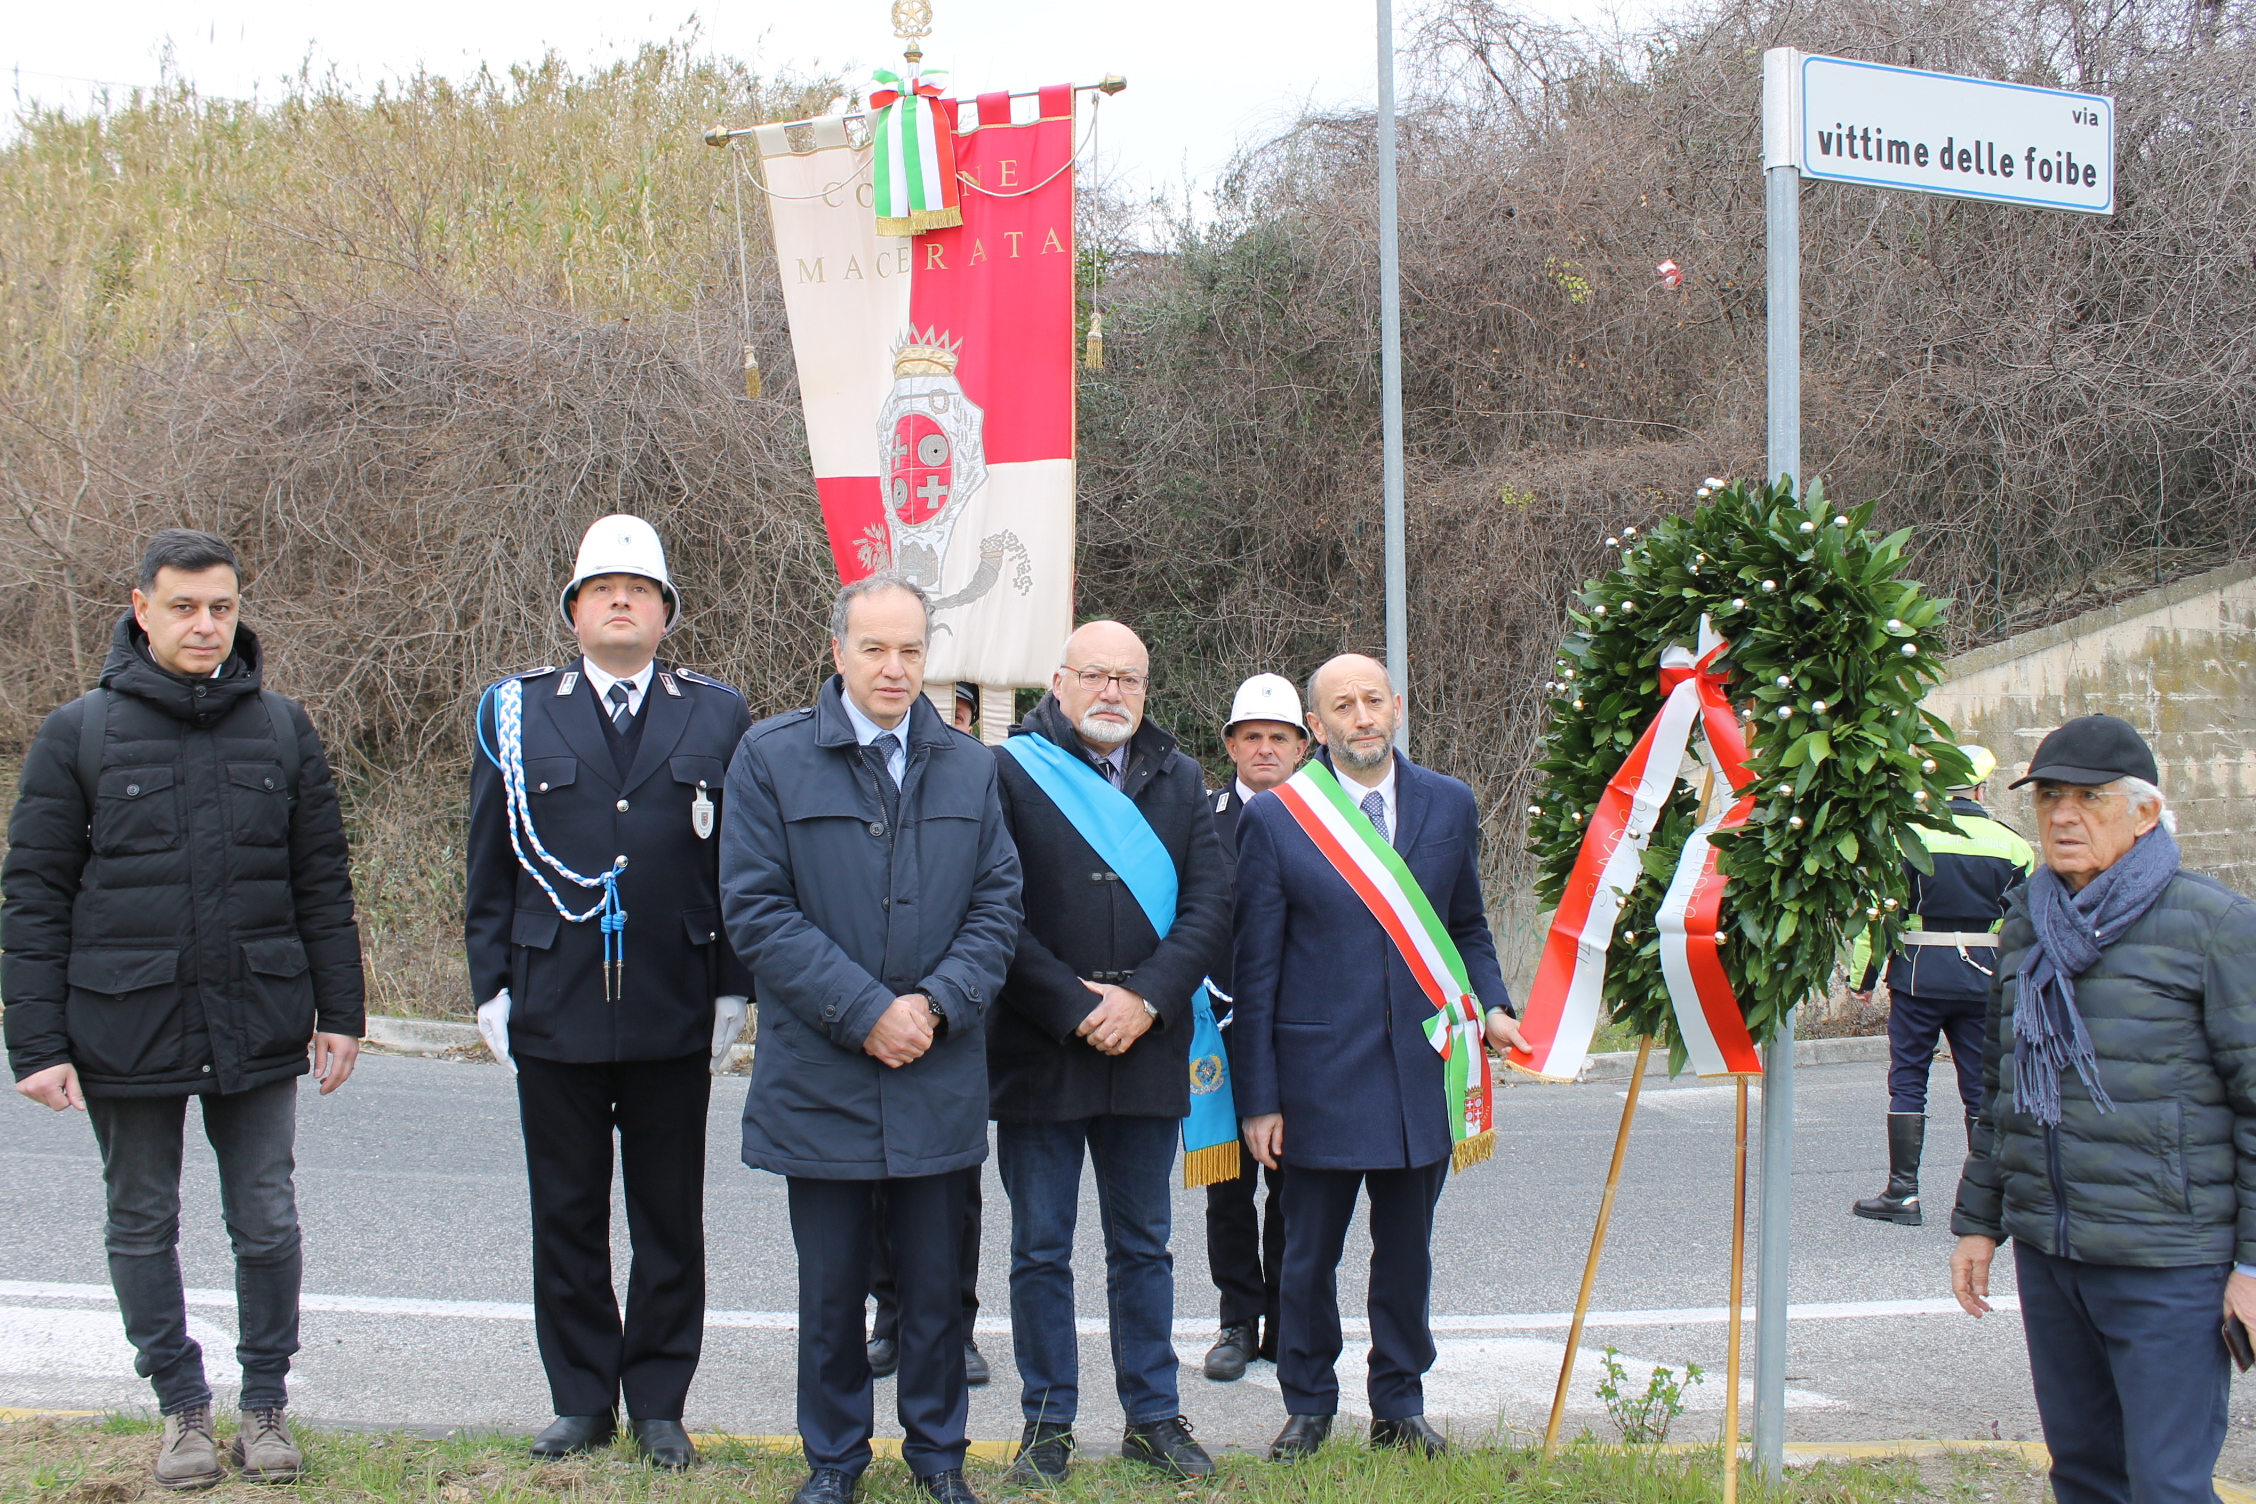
[1852,1113,1925,1225]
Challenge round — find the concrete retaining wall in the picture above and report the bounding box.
[1926,560,2256,893]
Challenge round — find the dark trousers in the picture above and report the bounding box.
[1886,990,1986,1114]
[2014,1244,2230,1504]
[516,1051,709,1420]
[1277,1158,1447,1421]
[871,1166,982,1341]
[87,1080,301,1415]
[788,1173,970,1478]
[1205,1160,1284,1342]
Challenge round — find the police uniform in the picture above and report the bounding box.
[1852,791,2034,1225]
[1202,782,1284,1371]
[465,655,753,1424]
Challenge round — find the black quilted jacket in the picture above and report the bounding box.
[2,614,364,1096]
[1952,869,2256,1266]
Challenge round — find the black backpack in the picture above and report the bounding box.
[68,686,301,810]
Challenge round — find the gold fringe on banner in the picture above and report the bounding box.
[874,206,964,237]
[1451,1131,1495,1172]
[1182,1140,1241,1188]
[1083,311,1105,370]
[742,346,762,400]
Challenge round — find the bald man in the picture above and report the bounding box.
[1230,655,1521,1461]
[986,622,1232,1485]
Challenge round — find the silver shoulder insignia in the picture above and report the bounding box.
[658,672,682,697]
[557,671,580,697]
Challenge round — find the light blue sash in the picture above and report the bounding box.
[1001,732,1239,1175]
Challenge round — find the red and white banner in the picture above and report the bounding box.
[1510,620,1763,1081]
[756,89,1078,687]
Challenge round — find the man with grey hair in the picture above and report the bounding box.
[721,571,1021,1504]
[986,621,1232,1485]
[1951,714,2256,1504]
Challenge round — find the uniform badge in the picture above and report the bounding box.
[691,782,715,840]
[556,671,580,697]
[658,673,681,697]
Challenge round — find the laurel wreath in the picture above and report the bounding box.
[1527,478,1972,1071]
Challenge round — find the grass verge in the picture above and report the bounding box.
[0,1415,2056,1504]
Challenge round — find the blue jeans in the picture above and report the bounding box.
[86,1081,302,1415]
[995,1115,1180,1427]
[2014,1243,2230,1504]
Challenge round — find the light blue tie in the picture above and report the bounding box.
[1361,789,1389,844]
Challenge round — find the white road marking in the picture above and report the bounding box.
[0,1306,239,1382]
[0,1282,2013,1336]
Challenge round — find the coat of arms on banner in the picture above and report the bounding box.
[877,327,987,590]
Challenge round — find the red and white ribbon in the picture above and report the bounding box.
[1511,617,1763,1080]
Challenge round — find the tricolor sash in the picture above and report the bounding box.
[1270,761,1496,1170]
[999,732,1241,1187]
[1511,617,1763,1082]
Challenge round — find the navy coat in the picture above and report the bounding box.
[988,695,1233,1123]
[722,678,1022,1180]
[464,656,754,1063]
[1228,749,1512,1171]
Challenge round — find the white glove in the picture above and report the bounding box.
[478,990,515,1075]
[712,995,749,1073]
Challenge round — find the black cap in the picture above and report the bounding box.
[955,682,979,712]
[2008,714,2158,788]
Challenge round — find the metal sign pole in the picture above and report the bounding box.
[1376,0,1408,748]
[1753,46,1802,1478]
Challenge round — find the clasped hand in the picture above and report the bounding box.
[864,993,936,1068]
[1077,981,1151,1056]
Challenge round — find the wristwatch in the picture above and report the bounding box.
[915,989,946,1032]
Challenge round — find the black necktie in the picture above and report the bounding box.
[1101,757,1122,786]
[606,682,632,730]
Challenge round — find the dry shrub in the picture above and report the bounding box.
[1,0,2251,1008]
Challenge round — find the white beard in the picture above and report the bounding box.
[1077,710,1135,747]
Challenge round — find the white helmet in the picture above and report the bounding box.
[1226,672,1306,734]
[559,514,679,630]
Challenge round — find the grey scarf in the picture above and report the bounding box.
[2013,824,2181,1127]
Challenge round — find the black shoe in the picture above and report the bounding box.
[1853,1113,1926,1226]
[1122,1416,1213,1478]
[1001,1421,1075,1486]
[867,1336,899,1379]
[1369,1415,1449,1456]
[531,1413,616,1458]
[911,1468,981,1504]
[964,1339,990,1386]
[791,1468,859,1504]
[1268,1414,1331,1462]
[1203,1323,1257,1382]
[628,1418,697,1470]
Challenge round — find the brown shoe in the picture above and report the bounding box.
[230,1407,303,1483]
[153,1405,227,1491]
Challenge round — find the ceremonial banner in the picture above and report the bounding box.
[756,88,1078,688]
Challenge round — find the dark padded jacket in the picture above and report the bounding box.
[988,695,1233,1123]
[2,615,365,1097]
[722,678,1022,1179]
[1952,870,2256,1267]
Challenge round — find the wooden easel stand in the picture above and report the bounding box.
[1541,1035,1653,1458]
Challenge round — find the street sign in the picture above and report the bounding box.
[1767,51,2115,215]
[1746,43,2116,1486]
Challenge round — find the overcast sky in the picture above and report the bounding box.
[5,0,1473,203]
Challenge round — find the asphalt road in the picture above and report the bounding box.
[3,1052,2252,1470]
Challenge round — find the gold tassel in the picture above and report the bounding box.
[874,206,965,237]
[1083,311,1105,371]
[1181,1140,1242,1189]
[1451,1131,1495,1172]
[742,346,762,400]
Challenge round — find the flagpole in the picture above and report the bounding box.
[1542,1034,1651,1457]
[1376,0,1408,749]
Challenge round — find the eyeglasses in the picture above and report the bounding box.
[1066,667,1150,695]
